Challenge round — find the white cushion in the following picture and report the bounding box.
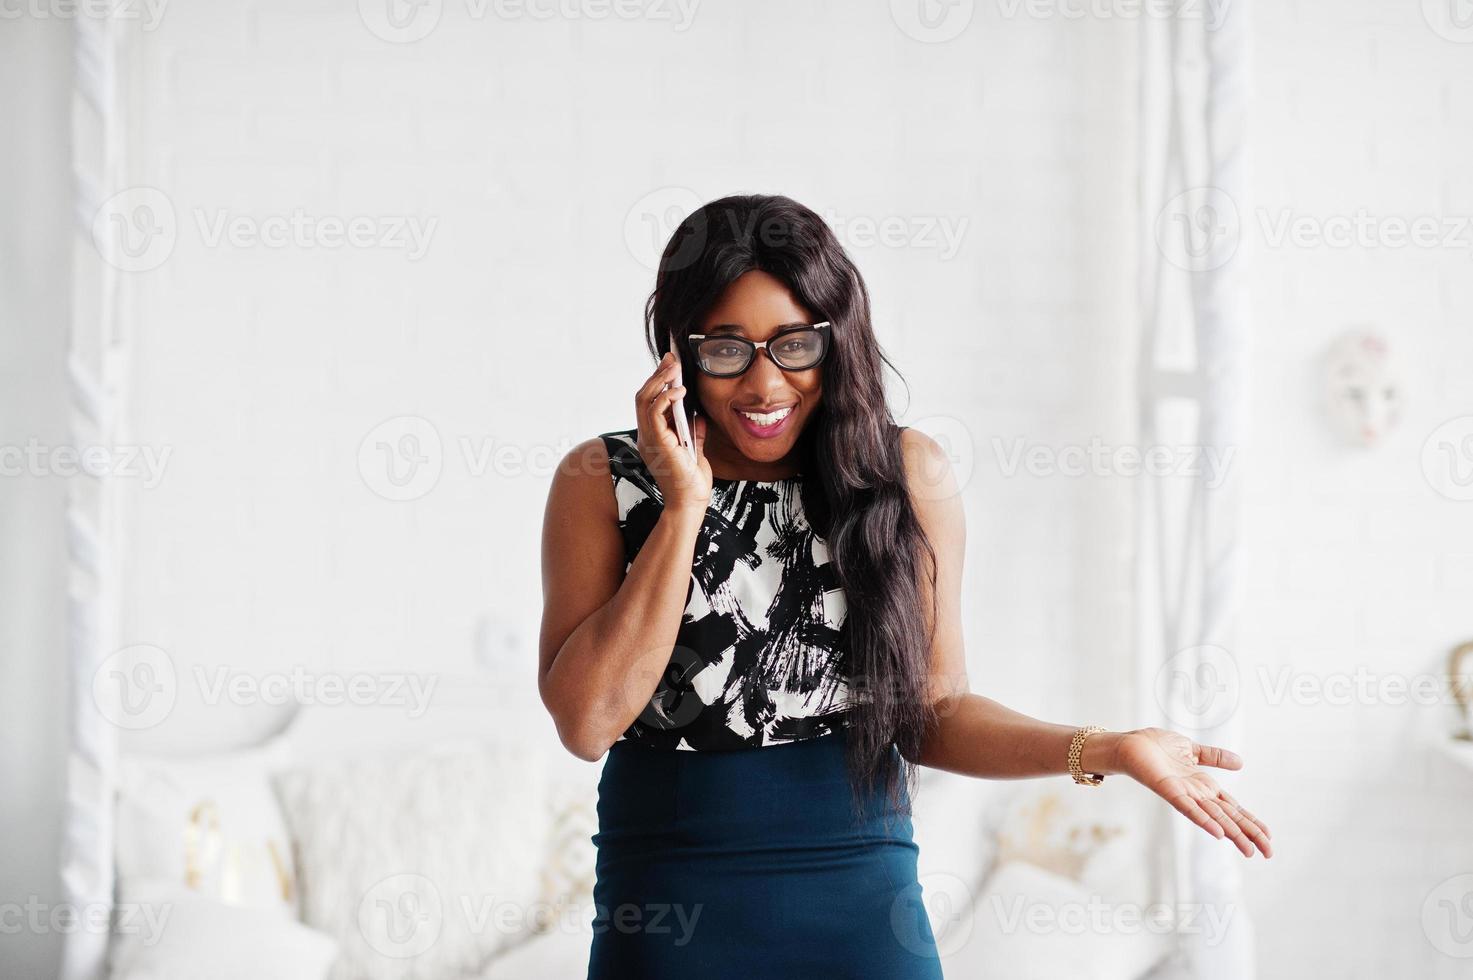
[482,928,593,980]
[530,771,598,934]
[912,768,999,885]
[942,860,1171,980]
[273,740,551,980]
[114,736,299,917]
[107,878,336,980]
[911,768,1000,948]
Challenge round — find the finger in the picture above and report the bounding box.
[636,366,680,412]
[1218,789,1269,836]
[641,386,686,447]
[1220,801,1267,858]
[634,356,671,429]
[1165,792,1225,840]
[634,364,680,440]
[1199,797,1255,857]
[1195,743,1243,771]
[634,381,680,468]
[636,352,680,403]
[1216,797,1273,858]
[1213,789,1272,842]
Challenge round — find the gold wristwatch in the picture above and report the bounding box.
[1068,725,1107,786]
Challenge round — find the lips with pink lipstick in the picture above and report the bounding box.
[733,403,795,439]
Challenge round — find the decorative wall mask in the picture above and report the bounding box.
[1324,329,1403,448]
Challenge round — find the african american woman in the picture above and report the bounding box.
[538,193,1272,979]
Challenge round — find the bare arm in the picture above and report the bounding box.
[898,427,1272,858]
[538,446,704,761]
[538,352,713,762]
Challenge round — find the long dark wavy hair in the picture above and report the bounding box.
[642,193,940,824]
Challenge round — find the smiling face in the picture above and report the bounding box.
[689,269,825,480]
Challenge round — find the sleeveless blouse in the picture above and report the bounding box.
[598,427,863,750]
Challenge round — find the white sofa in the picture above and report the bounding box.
[103,701,1170,980]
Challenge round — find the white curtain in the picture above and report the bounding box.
[59,12,128,980]
[1135,3,1254,978]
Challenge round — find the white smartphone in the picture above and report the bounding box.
[665,331,697,462]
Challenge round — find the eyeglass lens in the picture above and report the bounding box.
[693,328,827,376]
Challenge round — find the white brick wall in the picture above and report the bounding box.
[97,0,1473,973]
[117,1,1140,756]
[8,1,1467,977]
[108,1,1473,976]
[1243,1,1473,977]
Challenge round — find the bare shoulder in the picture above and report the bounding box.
[898,425,961,506]
[545,436,616,524]
[558,436,613,484]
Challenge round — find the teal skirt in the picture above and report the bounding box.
[586,728,945,978]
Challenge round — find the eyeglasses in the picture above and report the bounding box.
[685,322,831,378]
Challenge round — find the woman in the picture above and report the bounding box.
[539,194,1271,978]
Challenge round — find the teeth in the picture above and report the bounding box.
[740,406,792,427]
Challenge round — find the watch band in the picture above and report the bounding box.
[1068,725,1107,786]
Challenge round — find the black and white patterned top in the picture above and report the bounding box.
[599,427,863,750]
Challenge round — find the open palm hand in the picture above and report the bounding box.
[1116,727,1273,859]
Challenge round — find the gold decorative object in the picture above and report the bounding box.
[995,792,1124,881]
[180,796,296,909]
[1448,640,1473,741]
[184,800,221,891]
[267,840,295,904]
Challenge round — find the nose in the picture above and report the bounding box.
[741,348,789,398]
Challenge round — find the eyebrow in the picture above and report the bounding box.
[705,321,810,336]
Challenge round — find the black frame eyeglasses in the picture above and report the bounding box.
[685,322,832,378]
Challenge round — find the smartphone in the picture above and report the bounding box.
[665,331,697,462]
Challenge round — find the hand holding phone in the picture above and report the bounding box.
[636,342,710,514]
